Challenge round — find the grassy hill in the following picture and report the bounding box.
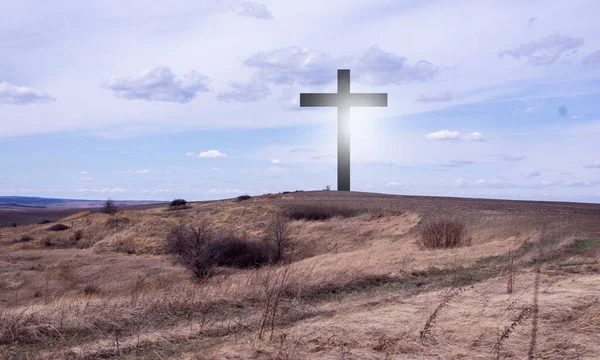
[1,191,599,359]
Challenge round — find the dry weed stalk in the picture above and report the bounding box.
[492,304,534,356]
[507,246,515,294]
[257,265,292,341]
[419,286,466,341]
[527,226,545,360]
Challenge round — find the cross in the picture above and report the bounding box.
[300,69,388,191]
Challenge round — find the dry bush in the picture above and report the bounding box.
[83,284,101,296]
[37,219,53,225]
[12,234,34,243]
[167,222,219,279]
[167,221,274,279]
[105,216,131,229]
[103,198,119,215]
[417,219,471,249]
[42,236,54,247]
[265,212,291,262]
[170,199,187,206]
[46,224,70,232]
[208,236,272,268]
[237,195,252,201]
[168,199,191,211]
[285,204,360,221]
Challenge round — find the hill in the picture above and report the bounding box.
[0,196,166,227]
[1,191,599,359]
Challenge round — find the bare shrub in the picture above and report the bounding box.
[46,224,70,232]
[168,199,191,211]
[167,221,273,279]
[12,235,34,243]
[37,219,53,225]
[167,222,217,279]
[83,284,101,296]
[265,212,291,262]
[170,199,187,206]
[237,195,252,201]
[42,237,54,247]
[207,236,272,268]
[417,219,471,249]
[105,216,130,229]
[285,204,360,221]
[103,198,119,215]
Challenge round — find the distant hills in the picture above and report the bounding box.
[0,196,163,209]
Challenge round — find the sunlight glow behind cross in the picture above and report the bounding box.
[300,69,388,191]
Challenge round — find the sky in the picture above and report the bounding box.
[1,0,600,202]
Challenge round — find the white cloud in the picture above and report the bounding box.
[121,169,151,174]
[101,66,210,103]
[77,188,126,193]
[491,154,527,162]
[453,178,468,186]
[241,45,439,92]
[212,167,223,171]
[439,160,474,168]
[199,150,228,158]
[80,171,88,175]
[386,181,403,187]
[230,2,273,20]
[527,17,538,28]
[0,81,55,105]
[462,132,485,142]
[142,189,172,193]
[584,161,600,169]
[309,154,335,160]
[185,152,196,157]
[499,33,584,66]
[524,171,541,178]
[582,50,600,66]
[271,159,283,164]
[80,176,93,181]
[540,180,556,186]
[425,130,460,141]
[426,130,485,141]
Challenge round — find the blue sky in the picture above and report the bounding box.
[1,0,600,202]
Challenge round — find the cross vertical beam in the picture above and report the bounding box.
[300,69,388,192]
[337,70,351,191]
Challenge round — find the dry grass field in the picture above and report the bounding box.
[1,191,599,359]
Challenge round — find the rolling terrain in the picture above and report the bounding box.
[1,191,599,359]
[0,197,166,228]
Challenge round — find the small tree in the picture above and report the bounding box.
[103,198,119,215]
[324,185,331,191]
[167,221,216,279]
[170,199,187,207]
[265,212,291,262]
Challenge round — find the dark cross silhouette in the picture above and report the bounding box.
[300,69,388,191]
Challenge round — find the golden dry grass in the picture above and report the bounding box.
[1,192,599,359]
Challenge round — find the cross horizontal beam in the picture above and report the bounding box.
[300,93,388,108]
